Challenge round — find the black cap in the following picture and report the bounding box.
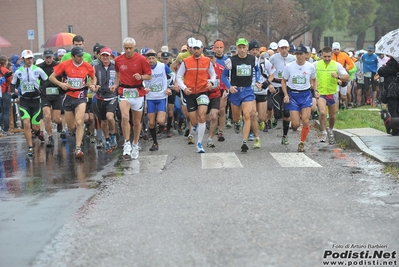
[71,46,85,56]
[289,44,296,53]
[161,52,172,58]
[248,39,260,51]
[95,45,105,55]
[204,49,215,57]
[294,45,308,54]
[93,42,101,52]
[43,49,54,57]
[229,45,237,52]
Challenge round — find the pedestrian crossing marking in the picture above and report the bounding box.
[201,152,243,169]
[270,153,322,168]
[122,155,167,174]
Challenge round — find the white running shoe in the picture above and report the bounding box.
[131,144,139,159]
[123,141,132,156]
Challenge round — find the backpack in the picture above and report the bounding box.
[386,72,399,100]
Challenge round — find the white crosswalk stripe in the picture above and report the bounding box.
[201,152,243,169]
[270,153,322,167]
[121,155,168,174]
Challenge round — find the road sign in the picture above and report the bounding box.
[28,30,34,40]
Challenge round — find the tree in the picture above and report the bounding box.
[374,0,399,44]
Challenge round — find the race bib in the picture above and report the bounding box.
[150,84,163,92]
[237,64,251,76]
[123,88,139,98]
[68,78,83,89]
[109,70,116,87]
[208,79,220,89]
[277,71,283,78]
[46,87,59,95]
[21,82,35,93]
[196,94,210,105]
[364,72,372,78]
[292,75,307,84]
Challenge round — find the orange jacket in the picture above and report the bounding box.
[332,51,354,71]
[183,55,211,94]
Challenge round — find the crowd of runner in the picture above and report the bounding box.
[1,34,395,160]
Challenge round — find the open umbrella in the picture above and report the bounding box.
[375,28,399,57]
[42,32,76,48]
[0,36,11,48]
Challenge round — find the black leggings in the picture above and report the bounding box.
[268,87,289,119]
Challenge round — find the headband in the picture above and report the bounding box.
[214,41,224,48]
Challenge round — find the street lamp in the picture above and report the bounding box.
[163,0,167,46]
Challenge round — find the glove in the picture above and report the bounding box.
[11,93,18,99]
[261,80,271,89]
[4,72,13,78]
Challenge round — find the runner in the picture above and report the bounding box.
[281,45,316,152]
[36,49,63,147]
[110,37,152,160]
[315,46,350,144]
[268,39,296,145]
[11,50,48,157]
[176,40,216,153]
[144,49,174,151]
[221,38,262,152]
[49,46,97,158]
[92,47,118,153]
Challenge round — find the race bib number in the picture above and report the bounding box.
[68,78,83,89]
[109,70,116,87]
[208,79,220,89]
[196,94,210,105]
[364,72,372,78]
[46,87,59,95]
[237,64,251,76]
[278,71,283,78]
[21,82,35,93]
[150,84,163,92]
[292,75,306,84]
[123,88,139,98]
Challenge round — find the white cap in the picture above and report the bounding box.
[311,48,316,54]
[332,42,341,50]
[57,48,67,56]
[35,58,44,65]
[161,45,168,52]
[187,37,196,48]
[192,40,203,48]
[278,39,289,48]
[348,51,353,57]
[269,42,278,50]
[21,50,34,58]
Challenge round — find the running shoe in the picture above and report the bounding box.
[166,130,173,138]
[320,132,327,143]
[46,136,54,147]
[226,119,232,128]
[27,147,34,157]
[241,142,249,153]
[57,123,63,133]
[105,140,111,152]
[328,132,335,145]
[60,130,67,139]
[248,132,255,141]
[196,142,205,153]
[110,134,117,149]
[217,131,225,141]
[272,118,278,128]
[234,123,241,134]
[131,144,139,159]
[149,143,159,151]
[253,137,261,149]
[258,121,265,131]
[90,135,96,143]
[37,132,45,142]
[97,140,104,149]
[188,135,195,145]
[281,136,289,145]
[75,148,84,159]
[207,139,215,148]
[123,141,132,157]
[297,142,305,152]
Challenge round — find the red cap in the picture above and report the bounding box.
[100,47,112,56]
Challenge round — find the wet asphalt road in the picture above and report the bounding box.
[1,124,399,267]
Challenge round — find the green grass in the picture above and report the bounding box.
[334,106,386,132]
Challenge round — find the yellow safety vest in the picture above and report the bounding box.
[315,60,338,95]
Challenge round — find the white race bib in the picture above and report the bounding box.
[196,94,210,105]
[123,88,139,98]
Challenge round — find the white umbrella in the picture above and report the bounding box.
[375,28,399,57]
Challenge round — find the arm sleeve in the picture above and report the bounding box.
[254,64,260,82]
[221,68,232,89]
[208,62,216,83]
[176,62,187,90]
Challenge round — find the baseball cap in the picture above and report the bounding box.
[95,45,106,55]
[71,46,84,56]
[43,49,54,57]
[289,44,296,53]
[236,38,248,46]
[93,42,101,52]
[187,37,196,48]
[57,48,66,56]
[21,50,34,59]
[181,45,188,51]
[278,39,289,48]
[248,39,260,50]
[192,40,203,49]
[294,45,308,54]
[269,42,278,50]
[100,47,113,56]
[161,45,169,52]
[161,52,172,58]
[35,58,44,65]
[205,49,215,57]
[141,48,149,55]
[229,45,237,52]
[367,45,374,51]
[332,42,341,50]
